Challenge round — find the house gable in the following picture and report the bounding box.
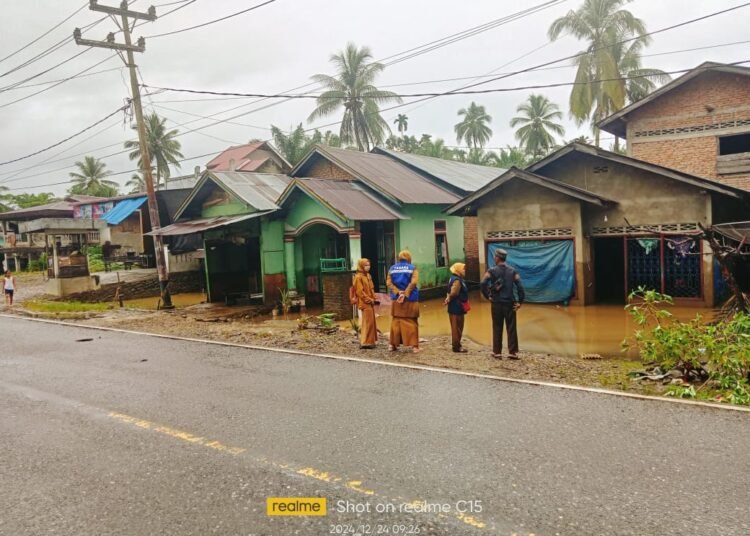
[174,174,252,220]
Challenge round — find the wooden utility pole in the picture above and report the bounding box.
[74,0,173,308]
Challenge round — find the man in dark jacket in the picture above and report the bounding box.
[481,248,525,359]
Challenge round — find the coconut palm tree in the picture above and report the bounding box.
[69,156,119,197]
[548,0,649,144]
[308,43,402,151]
[271,124,317,166]
[124,113,183,189]
[393,114,408,134]
[126,173,146,194]
[510,94,565,158]
[454,102,493,149]
[496,146,533,168]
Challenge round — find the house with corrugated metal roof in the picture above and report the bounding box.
[152,143,506,317]
[447,142,750,308]
[206,141,292,174]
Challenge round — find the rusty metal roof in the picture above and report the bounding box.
[293,146,460,205]
[147,212,273,236]
[372,147,503,193]
[285,178,406,221]
[206,141,290,171]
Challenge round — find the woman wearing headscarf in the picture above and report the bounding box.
[444,262,469,353]
[386,250,421,353]
[353,258,377,349]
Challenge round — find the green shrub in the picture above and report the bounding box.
[624,287,750,405]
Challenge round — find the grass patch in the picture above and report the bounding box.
[24,300,109,313]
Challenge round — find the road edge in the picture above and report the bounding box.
[5,313,750,414]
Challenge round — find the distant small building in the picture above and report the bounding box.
[599,62,750,191]
[0,195,103,272]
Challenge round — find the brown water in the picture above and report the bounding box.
[123,292,206,309]
[370,292,712,358]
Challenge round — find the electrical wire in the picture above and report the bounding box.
[0,54,118,110]
[139,60,750,100]
[0,104,130,167]
[146,0,276,39]
[0,3,88,65]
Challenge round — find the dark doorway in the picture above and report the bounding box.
[360,221,395,292]
[594,237,625,303]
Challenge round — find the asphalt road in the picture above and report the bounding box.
[1,315,749,536]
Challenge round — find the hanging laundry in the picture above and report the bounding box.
[667,237,695,258]
[636,238,659,255]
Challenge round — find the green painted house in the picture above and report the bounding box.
[155,144,504,316]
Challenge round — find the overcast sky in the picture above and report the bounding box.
[1,0,748,197]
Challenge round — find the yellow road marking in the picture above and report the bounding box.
[107,411,492,530]
[108,412,245,455]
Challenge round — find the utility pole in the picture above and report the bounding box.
[75,0,173,308]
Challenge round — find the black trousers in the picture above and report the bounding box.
[491,301,519,355]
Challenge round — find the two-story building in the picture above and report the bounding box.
[599,61,750,191]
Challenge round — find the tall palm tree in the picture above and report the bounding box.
[393,114,408,134]
[69,156,119,197]
[454,102,493,149]
[308,43,402,151]
[126,173,146,194]
[510,94,565,158]
[124,113,183,189]
[548,0,648,145]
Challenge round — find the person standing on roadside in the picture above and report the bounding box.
[444,262,469,353]
[3,270,17,306]
[481,249,525,359]
[354,258,378,349]
[386,250,421,353]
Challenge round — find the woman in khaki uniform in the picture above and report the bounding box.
[386,250,421,353]
[353,258,377,349]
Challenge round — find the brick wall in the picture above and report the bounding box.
[306,158,355,180]
[322,272,353,320]
[63,271,204,303]
[627,70,750,189]
[463,216,480,282]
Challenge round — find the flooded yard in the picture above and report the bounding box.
[370,292,712,358]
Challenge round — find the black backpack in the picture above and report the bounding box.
[489,265,505,297]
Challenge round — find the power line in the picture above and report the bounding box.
[0,104,130,167]
[0,53,117,110]
[0,66,125,93]
[139,60,750,100]
[0,3,88,65]
[146,0,277,39]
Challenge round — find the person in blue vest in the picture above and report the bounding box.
[444,262,469,353]
[386,250,421,353]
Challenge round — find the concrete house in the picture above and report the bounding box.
[598,62,750,190]
[448,143,749,307]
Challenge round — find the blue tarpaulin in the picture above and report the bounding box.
[487,240,575,303]
[101,197,147,225]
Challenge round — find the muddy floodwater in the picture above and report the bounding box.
[370,291,713,358]
[122,290,712,359]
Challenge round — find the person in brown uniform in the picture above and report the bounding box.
[444,262,469,353]
[353,258,378,349]
[386,250,421,353]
